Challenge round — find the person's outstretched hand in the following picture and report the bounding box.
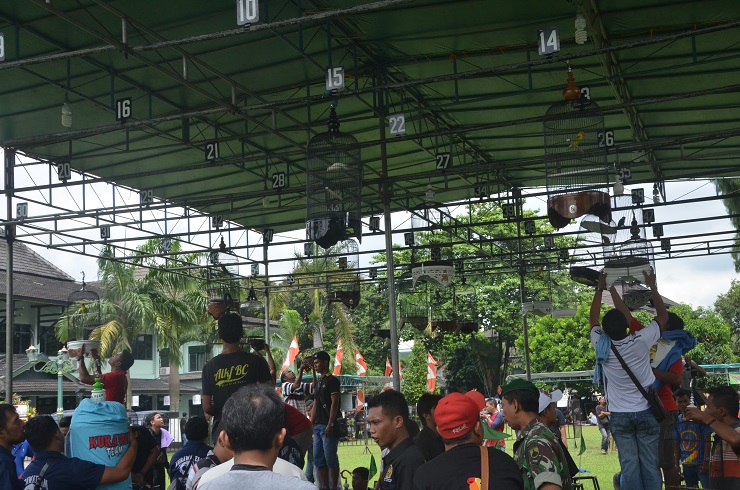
[643,267,657,289]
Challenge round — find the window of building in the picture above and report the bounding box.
[0,325,32,355]
[159,348,170,368]
[132,334,153,360]
[188,345,206,372]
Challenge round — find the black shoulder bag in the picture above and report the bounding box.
[33,460,55,490]
[610,343,667,423]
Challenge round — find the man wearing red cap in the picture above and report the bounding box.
[500,379,571,490]
[413,391,523,490]
[367,390,425,490]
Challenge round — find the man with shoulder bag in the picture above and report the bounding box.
[590,268,669,490]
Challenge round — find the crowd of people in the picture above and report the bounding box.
[2,268,740,490]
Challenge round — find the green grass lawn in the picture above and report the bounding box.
[338,425,621,489]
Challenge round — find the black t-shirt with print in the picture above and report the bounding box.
[202,350,272,418]
[314,374,340,426]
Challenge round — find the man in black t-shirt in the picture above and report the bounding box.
[413,391,523,490]
[414,394,444,462]
[367,390,425,490]
[202,313,272,444]
[311,350,341,490]
[131,425,159,489]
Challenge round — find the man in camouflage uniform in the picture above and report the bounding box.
[501,379,572,490]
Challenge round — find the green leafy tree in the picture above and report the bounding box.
[715,280,740,353]
[519,300,596,394]
[401,338,435,404]
[716,178,740,272]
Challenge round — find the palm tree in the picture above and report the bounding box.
[140,239,210,414]
[57,245,159,408]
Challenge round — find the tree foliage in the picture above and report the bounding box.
[715,280,740,354]
[716,178,740,272]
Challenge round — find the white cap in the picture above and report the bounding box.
[538,389,563,413]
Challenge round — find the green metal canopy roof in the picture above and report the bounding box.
[0,0,739,237]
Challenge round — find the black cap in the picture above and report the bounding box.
[313,351,331,362]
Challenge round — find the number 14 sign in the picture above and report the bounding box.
[538,27,560,56]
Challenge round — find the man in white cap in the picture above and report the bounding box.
[538,390,577,480]
[537,390,566,445]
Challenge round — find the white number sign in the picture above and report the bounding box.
[580,86,591,100]
[538,28,560,56]
[100,226,111,240]
[140,189,154,206]
[642,209,655,224]
[631,188,645,204]
[388,114,406,136]
[473,184,488,198]
[205,142,220,162]
[237,0,259,26]
[501,203,516,219]
[616,166,632,183]
[524,220,536,235]
[211,215,224,229]
[435,152,451,170]
[56,161,71,182]
[0,32,5,62]
[272,172,286,189]
[652,224,664,238]
[597,130,615,148]
[543,235,554,249]
[116,98,132,121]
[325,66,345,91]
[16,203,28,220]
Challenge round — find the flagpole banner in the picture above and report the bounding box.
[333,339,343,376]
[385,356,392,377]
[426,352,437,393]
[355,348,367,376]
[281,333,300,373]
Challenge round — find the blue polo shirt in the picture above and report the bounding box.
[1,445,22,490]
[22,451,105,490]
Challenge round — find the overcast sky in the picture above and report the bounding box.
[2,149,736,309]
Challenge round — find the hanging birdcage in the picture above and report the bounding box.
[569,213,616,286]
[544,66,611,229]
[398,287,429,331]
[65,274,101,340]
[207,237,241,313]
[453,283,479,334]
[409,205,455,289]
[327,239,361,308]
[306,106,363,249]
[604,210,655,289]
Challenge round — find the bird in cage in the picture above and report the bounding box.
[567,131,585,152]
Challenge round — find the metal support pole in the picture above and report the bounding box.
[5,149,15,404]
[384,184,400,391]
[376,73,401,391]
[264,245,270,343]
[514,188,532,381]
[57,359,64,418]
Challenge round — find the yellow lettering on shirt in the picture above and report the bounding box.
[214,362,251,387]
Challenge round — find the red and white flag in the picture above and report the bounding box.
[333,339,343,375]
[355,349,367,376]
[385,356,392,377]
[426,352,438,393]
[281,333,300,373]
[356,388,365,409]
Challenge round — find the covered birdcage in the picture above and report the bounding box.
[409,205,455,289]
[207,236,241,313]
[306,106,363,249]
[327,239,361,308]
[544,67,611,229]
[65,275,101,340]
